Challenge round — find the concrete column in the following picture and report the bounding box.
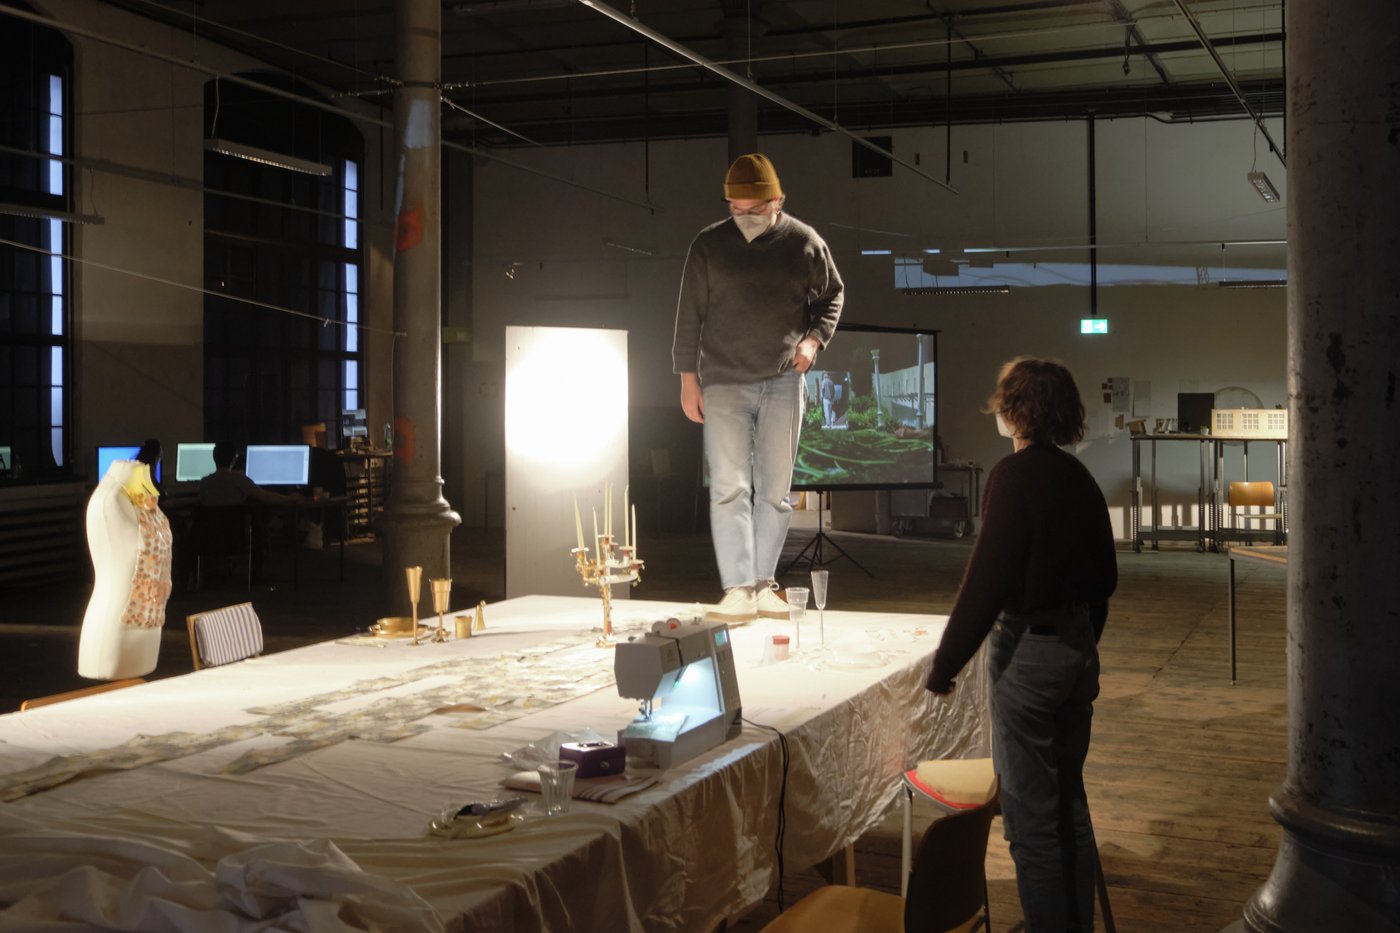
[1241,2,1400,929]
[723,10,758,161]
[382,0,460,614]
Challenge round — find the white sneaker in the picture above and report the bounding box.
[754,583,790,620]
[706,587,757,624]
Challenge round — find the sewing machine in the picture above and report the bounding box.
[614,617,742,769]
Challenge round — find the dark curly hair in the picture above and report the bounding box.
[984,357,1085,446]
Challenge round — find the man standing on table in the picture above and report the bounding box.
[673,153,844,623]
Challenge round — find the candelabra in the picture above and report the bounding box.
[571,487,643,647]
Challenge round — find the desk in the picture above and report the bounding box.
[1130,434,1212,552]
[288,495,348,588]
[1226,545,1287,684]
[0,596,985,932]
[1130,435,1288,553]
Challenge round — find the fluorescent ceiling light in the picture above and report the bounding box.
[1247,170,1280,203]
[0,202,104,224]
[1217,279,1287,289]
[204,138,332,176]
[861,249,893,256]
[903,285,1010,296]
[602,239,654,256]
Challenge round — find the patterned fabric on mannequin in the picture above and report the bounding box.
[121,492,172,629]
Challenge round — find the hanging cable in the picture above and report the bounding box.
[0,237,407,338]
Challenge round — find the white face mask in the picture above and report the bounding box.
[734,212,775,243]
[995,411,1017,439]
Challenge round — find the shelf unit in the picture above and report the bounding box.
[340,451,391,538]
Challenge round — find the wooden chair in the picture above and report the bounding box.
[20,678,145,711]
[1228,480,1285,542]
[187,602,264,671]
[759,803,996,933]
[901,757,1116,933]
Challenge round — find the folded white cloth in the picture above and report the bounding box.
[502,770,658,805]
[0,809,444,932]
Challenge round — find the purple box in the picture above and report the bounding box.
[560,741,627,778]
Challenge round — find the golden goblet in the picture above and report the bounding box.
[405,565,423,646]
[430,577,452,643]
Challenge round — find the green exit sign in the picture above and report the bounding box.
[1080,318,1108,334]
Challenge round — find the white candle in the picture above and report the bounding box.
[623,485,630,547]
[573,494,584,551]
[632,504,638,558]
[592,507,599,553]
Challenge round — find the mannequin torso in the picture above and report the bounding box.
[78,460,172,679]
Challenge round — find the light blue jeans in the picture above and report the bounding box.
[990,604,1100,933]
[702,372,806,590]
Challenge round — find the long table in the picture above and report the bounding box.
[0,596,986,932]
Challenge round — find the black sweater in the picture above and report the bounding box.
[927,443,1117,694]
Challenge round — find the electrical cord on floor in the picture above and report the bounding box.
[743,716,790,912]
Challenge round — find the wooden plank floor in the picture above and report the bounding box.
[715,524,1288,933]
[0,516,1288,931]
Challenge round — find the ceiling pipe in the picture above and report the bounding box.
[1170,0,1285,166]
[573,0,958,195]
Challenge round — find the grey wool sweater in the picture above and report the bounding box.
[672,212,844,387]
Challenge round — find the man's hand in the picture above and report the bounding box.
[792,335,821,373]
[680,372,704,424]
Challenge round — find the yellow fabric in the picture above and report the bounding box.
[724,153,783,201]
[913,757,997,808]
[759,885,903,933]
[121,462,158,503]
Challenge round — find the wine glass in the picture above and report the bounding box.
[810,569,829,645]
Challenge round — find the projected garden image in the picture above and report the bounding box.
[797,333,936,488]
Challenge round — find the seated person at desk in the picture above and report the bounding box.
[199,443,300,508]
[197,444,300,583]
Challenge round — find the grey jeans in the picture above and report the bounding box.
[990,605,1100,933]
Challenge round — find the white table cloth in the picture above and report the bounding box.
[0,596,987,933]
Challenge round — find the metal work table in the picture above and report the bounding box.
[1131,434,1288,553]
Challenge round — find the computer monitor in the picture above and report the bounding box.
[0,446,10,472]
[244,445,310,487]
[96,445,160,482]
[341,408,368,439]
[175,443,218,483]
[1177,392,1216,435]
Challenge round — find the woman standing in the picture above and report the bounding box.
[927,357,1117,933]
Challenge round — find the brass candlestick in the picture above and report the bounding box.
[429,578,452,643]
[405,565,423,646]
[571,488,643,647]
[473,600,486,633]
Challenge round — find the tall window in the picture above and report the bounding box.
[0,6,73,476]
[202,75,364,446]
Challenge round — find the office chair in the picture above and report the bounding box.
[187,602,264,670]
[191,504,253,590]
[20,679,145,711]
[758,803,996,933]
[1227,481,1286,543]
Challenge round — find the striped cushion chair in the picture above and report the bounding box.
[187,602,264,670]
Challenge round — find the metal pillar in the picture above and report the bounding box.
[1241,1,1400,929]
[382,0,460,614]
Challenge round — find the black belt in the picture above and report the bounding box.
[1028,624,1059,636]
